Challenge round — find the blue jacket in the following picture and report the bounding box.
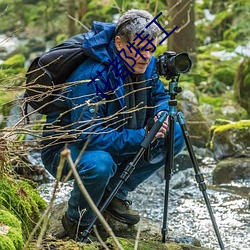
[44,21,170,156]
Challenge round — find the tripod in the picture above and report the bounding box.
[162,77,225,249]
[82,77,225,250]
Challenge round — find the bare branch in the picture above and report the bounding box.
[63,148,124,250]
[68,14,90,32]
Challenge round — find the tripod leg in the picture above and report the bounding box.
[162,114,175,243]
[81,112,168,240]
[177,112,225,250]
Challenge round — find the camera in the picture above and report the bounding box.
[156,51,192,79]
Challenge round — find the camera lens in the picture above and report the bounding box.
[174,53,192,73]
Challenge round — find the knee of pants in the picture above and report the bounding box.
[174,122,186,156]
[76,150,117,182]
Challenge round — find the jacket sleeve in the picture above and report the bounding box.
[65,61,146,156]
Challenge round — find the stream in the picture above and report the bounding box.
[38,155,250,250]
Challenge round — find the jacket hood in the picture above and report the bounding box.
[82,21,116,64]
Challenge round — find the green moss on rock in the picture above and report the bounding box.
[209,120,250,159]
[0,209,24,249]
[0,175,46,239]
[0,235,16,250]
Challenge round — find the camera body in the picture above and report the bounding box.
[156,51,192,79]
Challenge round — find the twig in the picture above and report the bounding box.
[68,14,90,31]
[134,220,142,250]
[175,6,191,33]
[62,148,124,250]
[93,225,110,250]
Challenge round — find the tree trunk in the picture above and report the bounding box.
[78,0,88,20]
[67,0,77,36]
[167,0,196,62]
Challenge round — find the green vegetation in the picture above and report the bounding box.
[0,174,47,239]
[0,209,24,250]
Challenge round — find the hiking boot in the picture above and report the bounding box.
[61,213,97,243]
[105,196,140,225]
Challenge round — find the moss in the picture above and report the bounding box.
[1,54,25,69]
[0,209,21,229]
[199,95,224,107]
[0,235,16,250]
[0,209,24,249]
[217,40,237,52]
[7,228,24,249]
[199,91,248,122]
[0,175,46,239]
[106,237,209,250]
[213,67,235,86]
[213,120,250,133]
[0,54,26,86]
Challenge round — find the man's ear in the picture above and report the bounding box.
[115,36,123,51]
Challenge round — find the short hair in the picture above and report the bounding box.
[115,9,160,41]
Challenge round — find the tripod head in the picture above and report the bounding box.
[168,76,182,100]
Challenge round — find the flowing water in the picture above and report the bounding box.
[38,156,250,250]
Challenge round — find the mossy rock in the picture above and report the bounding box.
[209,120,250,160]
[0,175,47,239]
[213,157,250,184]
[0,209,24,250]
[199,92,249,122]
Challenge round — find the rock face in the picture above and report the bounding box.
[209,120,250,183]
[209,120,250,160]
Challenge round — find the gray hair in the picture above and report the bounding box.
[115,9,160,41]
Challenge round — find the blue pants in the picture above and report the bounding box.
[41,123,185,226]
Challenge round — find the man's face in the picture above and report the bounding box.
[115,36,157,74]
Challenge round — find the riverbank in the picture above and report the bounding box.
[38,155,250,250]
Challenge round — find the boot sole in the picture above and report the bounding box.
[105,210,140,225]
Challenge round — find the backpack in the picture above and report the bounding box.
[24,34,87,115]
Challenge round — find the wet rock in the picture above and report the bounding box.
[213,157,250,184]
[170,169,193,189]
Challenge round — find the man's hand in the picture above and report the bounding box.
[154,111,169,139]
